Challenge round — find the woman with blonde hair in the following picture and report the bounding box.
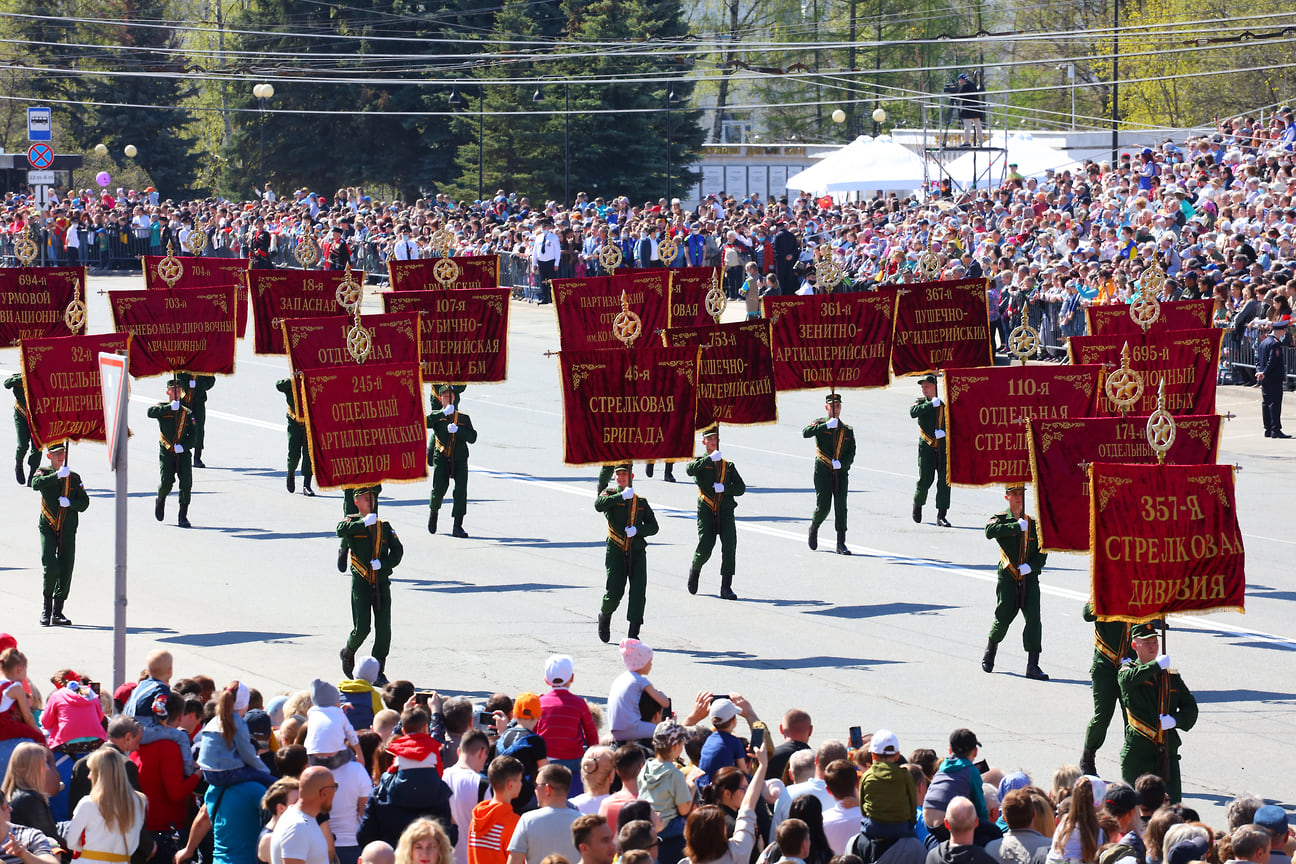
[66,747,146,863]
[570,746,614,815]
[1046,777,1104,864]
[394,818,453,864]
[1,742,63,845]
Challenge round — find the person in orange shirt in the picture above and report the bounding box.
[468,756,524,864]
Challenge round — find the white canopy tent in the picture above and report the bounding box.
[784,135,874,195]
[823,138,927,193]
[942,134,1074,190]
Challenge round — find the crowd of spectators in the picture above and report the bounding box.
[0,635,1290,864]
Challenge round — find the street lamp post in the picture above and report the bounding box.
[252,83,274,180]
[534,85,572,207]
[450,85,484,202]
[666,90,680,203]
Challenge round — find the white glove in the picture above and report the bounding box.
[713,482,725,493]
[831,459,841,470]
[624,525,637,538]
[363,513,378,527]
[447,423,459,434]
[58,496,70,508]
[1019,562,1032,576]
[1017,518,1029,532]
[621,487,634,500]
[189,379,197,389]
[1156,654,1171,669]
[173,444,184,453]
[170,400,181,411]
[931,396,942,407]
[709,450,723,462]
[442,404,455,416]
[56,465,70,479]
[826,417,839,429]
[370,558,382,570]
[935,429,946,439]
[1159,713,1176,730]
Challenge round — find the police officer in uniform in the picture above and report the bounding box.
[337,486,403,685]
[982,484,1048,680]
[181,375,215,468]
[595,465,659,643]
[911,373,951,526]
[1256,316,1291,438]
[1117,622,1197,803]
[5,373,41,486]
[275,378,314,496]
[147,379,195,528]
[427,384,477,538]
[1080,602,1134,776]
[685,425,745,600]
[31,442,89,627]
[804,392,855,555]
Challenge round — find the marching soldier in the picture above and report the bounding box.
[982,484,1048,680]
[1080,601,1134,777]
[685,425,745,600]
[1118,623,1198,803]
[644,461,677,482]
[337,486,402,686]
[338,484,382,572]
[594,465,659,643]
[275,378,314,496]
[804,392,856,555]
[181,374,215,468]
[31,442,89,627]
[911,373,951,527]
[147,379,195,528]
[427,384,476,538]
[5,373,41,486]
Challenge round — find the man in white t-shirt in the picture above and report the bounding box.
[445,730,492,864]
[505,765,580,864]
[272,766,336,864]
[819,760,862,855]
[330,756,373,864]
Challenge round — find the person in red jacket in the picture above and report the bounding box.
[535,656,598,796]
[131,693,202,864]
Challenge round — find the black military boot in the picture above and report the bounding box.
[340,646,356,678]
[628,621,641,639]
[597,613,611,644]
[912,503,922,524]
[645,463,654,478]
[687,567,700,595]
[936,509,952,527]
[663,464,676,483]
[720,574,738,601]
[154,495,165,522]
[836,531,851,555]
[39,596,52,627]
[302,478,315,497]
[981,640,998,673]
[337,547,347,573]
[808,523,819,551]
[428,509,438,535]
[177,504,191,529]
[287,471,296,494]
[193,451,206,469]
[14,460,24,486]
[375,659,389,686]
[452,517,469,538]
[1025,652,1050,681]
[51,599,71,626]
[26,463,36,486]
[1079,748,1097,777]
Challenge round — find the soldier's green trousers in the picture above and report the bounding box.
[602,541,647,625]
[14,410,40,477]
[39,523,75,600]
[988,572,1042,652]
[192,404,207,454]
[692,506,737,577]
[810,462,848,531]
[1085,660,1125,752]
[1121,732,1181,803]
[429,453,468,517]
[347,575,392,660]
[157,447,192,506]
[914,443,950,509]
[287,419,312,481]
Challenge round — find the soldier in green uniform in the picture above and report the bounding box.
[982,484,1048,680]
[275,378,314,496]
[803,392,856,555]
[1080,601,1134,776]
[147,379,195,528]
[181,374,216,468]
[5,373,41,486]
[685,425,745,600]
[426,384,477,538]
[337,486,403,685]
[594,465,659,643]
[643,461,676,482]
[31,442,89,627]
[910,373,951,527]
[1117,623,1198,803]
[338,484,382,572]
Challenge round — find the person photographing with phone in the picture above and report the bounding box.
[697,696,765,783]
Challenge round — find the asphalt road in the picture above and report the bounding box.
[1,272,1291,821]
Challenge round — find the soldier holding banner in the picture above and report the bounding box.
[337,486,402,685]
[275,379,314,496]
[338,485,382,572]
[182,375,216,468]
[148,379,196,528]
[426,385,477,538]
[1080,602,1135,777]
[982,484,1048,681]
[804,393,855,556]
[910,374,951,527]
[5,373,41,486]
[31,442,89,627]
[685,425,745,601]
[595,465,659,644]
[1117,623,1198,803]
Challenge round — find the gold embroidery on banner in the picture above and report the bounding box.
[1097,474,1134,512]
[660,358,696,386]
[947,372,991,402]
[1186,471,1231,511]
[1038,420,1086,453]
[569,363,607,391]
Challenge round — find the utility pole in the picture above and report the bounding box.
[1111,0,1119,162]
[847,0,856,139]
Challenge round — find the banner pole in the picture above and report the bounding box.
[112,366,129,691]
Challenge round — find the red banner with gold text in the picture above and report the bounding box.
[283,314,422,374]
[1090,462,1245,621]
[559,347,699,465]
[667,267,723,328]
[553,271,670,352]
[663,320,776,426]
[891,277,993,376]
[945,365,1103,486]
[143,256,250,338]
[248,269,350,354]
[387,255,499,291]
[19,332,132,447]
[0,267,85,346]
[1028,415,1222,551]
[108,286,238,378]
[1069,329,1222,416]
[382,288,510,383]
[763,291,898,391]
[1084,299,1214,337]
[300,362,427,489]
